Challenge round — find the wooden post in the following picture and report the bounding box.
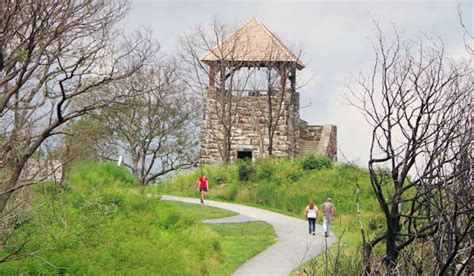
[290,67,296,93]
[209,64,217,89]
[279,64,287,92]
[288,66,297,158]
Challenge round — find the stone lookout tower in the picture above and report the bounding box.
[199,18,337,164]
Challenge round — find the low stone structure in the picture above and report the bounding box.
[299,120,337,161]
[199,18,337,164]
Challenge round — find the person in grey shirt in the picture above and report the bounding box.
[322,198,335,237]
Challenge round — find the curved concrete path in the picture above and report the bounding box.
[161,195,337,276]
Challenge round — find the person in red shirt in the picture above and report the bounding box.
[198,173,209,204]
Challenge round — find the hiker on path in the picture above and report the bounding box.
[322,198,334,237]
[305,201,318,235]
[198,173,209,204]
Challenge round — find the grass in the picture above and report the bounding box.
[0,161,276,275]
[151,155,385,274]
[206,222,276,276]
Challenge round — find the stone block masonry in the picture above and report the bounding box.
[199,89,337,164]
[299,121,337,161]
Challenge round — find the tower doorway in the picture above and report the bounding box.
[237,151,253,160]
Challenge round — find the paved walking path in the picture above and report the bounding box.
[203,214,259,224]
[161,195,337,276]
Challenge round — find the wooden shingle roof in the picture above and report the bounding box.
[201,18,305,70]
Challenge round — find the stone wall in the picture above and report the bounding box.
[298,120,337,161]
[200,89,299,164]
[200,89,337,164]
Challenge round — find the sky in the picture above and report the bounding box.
[123,0,472,166]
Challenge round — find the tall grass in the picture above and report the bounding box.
[0,161,276,275]
[152,155,385,273]
[155,156,379,217]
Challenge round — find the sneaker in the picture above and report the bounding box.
[312,232,315,236]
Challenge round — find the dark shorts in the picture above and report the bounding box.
[199,187,208,192]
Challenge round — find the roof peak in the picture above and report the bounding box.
[201,18,304,69]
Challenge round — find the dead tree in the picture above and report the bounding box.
[347,26,473,273]
[98,59,198,186]
[458,3,474,55]
[0,0,154,213]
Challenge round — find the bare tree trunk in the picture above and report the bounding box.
[0,157,27,213]
[347,25,472,272]
[267,70,274,155]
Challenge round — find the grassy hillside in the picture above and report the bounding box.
[0,162,275,275]
[151,156,385,273]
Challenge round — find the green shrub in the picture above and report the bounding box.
[280,161,302,182]
[367,213,384,231]
[236,160,255,182]
[256,158,276,181]
[205,164,233,185]
[68,161,136,189]
[300,154,333,171]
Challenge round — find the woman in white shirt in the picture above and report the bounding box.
[305,201,318,235]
